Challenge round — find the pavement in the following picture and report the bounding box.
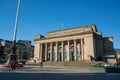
[0,64,120,80]
[0,64,105,73]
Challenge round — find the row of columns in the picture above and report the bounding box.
[39,39,84,61]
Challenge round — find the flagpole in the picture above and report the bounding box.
[6,0,21,64]
[13,0,20,41]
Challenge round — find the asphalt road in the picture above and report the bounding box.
[0,72,120,80]
[0,64,119,80]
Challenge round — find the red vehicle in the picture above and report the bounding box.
[15,61,23,67]
[15,63,23,67]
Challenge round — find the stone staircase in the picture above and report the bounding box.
[43,61,107,68]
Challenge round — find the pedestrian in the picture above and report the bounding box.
[10,61,13,70]
[39,59,43,67]
[90,56,94,62]
[11,60,17,70]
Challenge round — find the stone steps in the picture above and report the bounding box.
[43,61,107,67]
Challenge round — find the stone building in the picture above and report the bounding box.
[0,40,25,60]
[17,40,34,59]
[115,49,120,64]
[0,40,34,61]
[34,24,115,63]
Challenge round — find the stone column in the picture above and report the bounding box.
[56,42,58,61]
[74,39,76,61]
[81,39,84,61]
[62,41,64,61]
[45,43,47,61]
[67,40,70,61]
[40,44,43,61]
[34,43,40,60]
[50,43,52,61]
[38,44,41,60]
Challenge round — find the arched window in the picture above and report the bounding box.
[70,46,74,61]
[76,47,79,61]
[58,47,62,61]
[47,52,50,61]
[63,48,67,61]
[76,43,82,61]
[52,49,55,61]
[47,48,50,61]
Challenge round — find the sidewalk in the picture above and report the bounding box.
[0,64,106,73]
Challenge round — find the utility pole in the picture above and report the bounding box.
[61,23,64,30]
[6,0,21,64]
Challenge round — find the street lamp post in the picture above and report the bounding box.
[6,0,21,64]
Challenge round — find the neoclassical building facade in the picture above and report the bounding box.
[34,24,115,62]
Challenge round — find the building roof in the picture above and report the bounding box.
[48,24,97,33]
[4,40,25,46]
[46,24,98,38]
[35,24,99,41]
[0,39,3,41]
[17,40,31,43]
[5,40,13,43]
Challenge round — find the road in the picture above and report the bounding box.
[0,64,119,80]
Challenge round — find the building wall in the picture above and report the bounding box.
[115,50,120,64]
[0,40,25,60]
[46,24,96,38]
[83,33,95,61]
[17,40,34,59]
[94,32,104,60]
[0,40,34,60]
[34,33,97,61]
[34,42,40,60]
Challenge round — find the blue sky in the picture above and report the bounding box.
[0,0,120,48]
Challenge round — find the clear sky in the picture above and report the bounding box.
[0,0,120,48]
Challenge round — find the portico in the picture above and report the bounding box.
[37,39,84,61]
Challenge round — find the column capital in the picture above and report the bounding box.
[45,43,47,45]
[81,38,84,45]
[67,40,70,42]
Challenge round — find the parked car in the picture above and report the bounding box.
[16,63,23,67]
[17,60,26,65]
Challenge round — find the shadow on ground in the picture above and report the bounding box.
[0,73,120,80]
